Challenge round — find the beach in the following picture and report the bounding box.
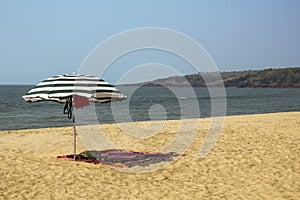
[0,112,299,199]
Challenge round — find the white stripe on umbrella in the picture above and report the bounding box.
[28,86,118,93]
[36,81,111,86]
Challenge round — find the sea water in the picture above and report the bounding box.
[0,85,299,131]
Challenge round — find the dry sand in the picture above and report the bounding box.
[0,112,299,199]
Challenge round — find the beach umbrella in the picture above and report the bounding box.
[22,74,127,160]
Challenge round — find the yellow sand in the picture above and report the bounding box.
[0,112,299,199]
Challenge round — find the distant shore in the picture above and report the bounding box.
[1,112,299,199]
[121,67,300,88]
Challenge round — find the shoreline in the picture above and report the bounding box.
[1,112,299,199]
[1,111,299,133]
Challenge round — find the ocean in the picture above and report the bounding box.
[0,85,300,131]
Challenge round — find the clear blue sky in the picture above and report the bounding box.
[0,0,299,84]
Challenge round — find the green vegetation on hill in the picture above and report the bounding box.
[222,67,300,88]
[137,67,300,88]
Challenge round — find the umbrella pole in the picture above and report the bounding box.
[72,97,76,161]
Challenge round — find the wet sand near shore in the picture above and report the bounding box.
[0,112,299,199]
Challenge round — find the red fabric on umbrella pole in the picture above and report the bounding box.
[73,95,90,109]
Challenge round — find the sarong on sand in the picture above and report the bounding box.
[57,149,180,168]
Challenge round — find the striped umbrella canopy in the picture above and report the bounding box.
[22,74,126,103]
[22,74,127,160]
